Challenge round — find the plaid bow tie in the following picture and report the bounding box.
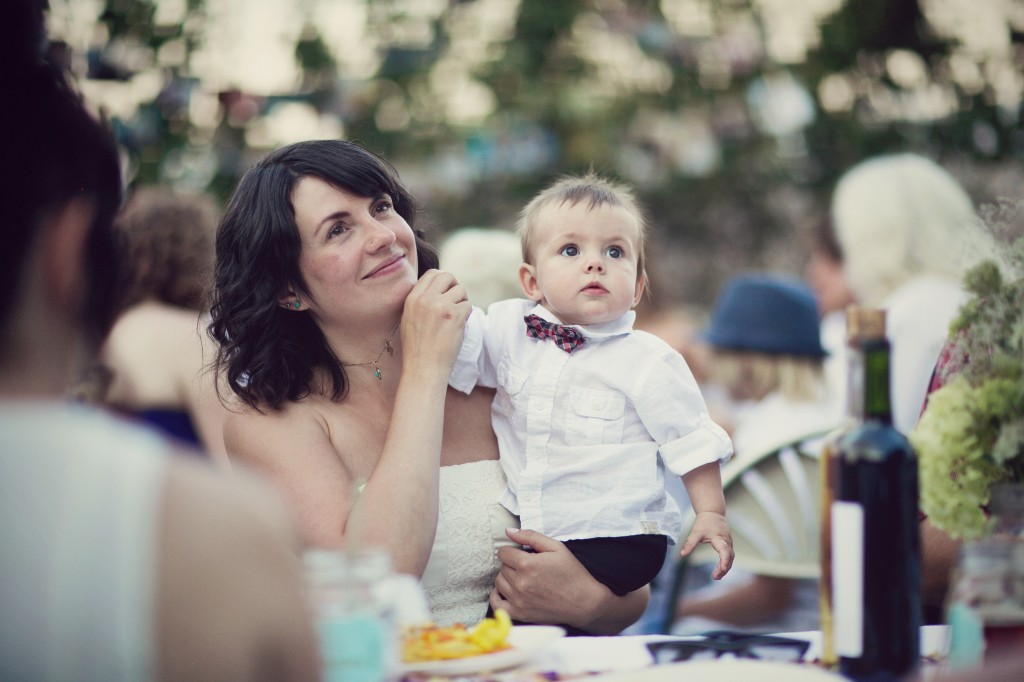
[524,314,586,353]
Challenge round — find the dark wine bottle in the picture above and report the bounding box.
[831,309,921,682]
[819,306,881,668]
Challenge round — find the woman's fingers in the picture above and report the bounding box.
[400,270,471,369]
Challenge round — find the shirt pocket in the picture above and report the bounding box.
[564,386,626,445]
[496,359,529,430]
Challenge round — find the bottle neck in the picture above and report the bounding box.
[861,338,893,424]
[845,346,866,422]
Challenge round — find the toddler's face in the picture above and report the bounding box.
[519,202,644,326]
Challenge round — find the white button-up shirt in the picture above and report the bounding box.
[450,299,733,543]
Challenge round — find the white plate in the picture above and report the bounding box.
[587,659,847,682]
[398,625,566,676]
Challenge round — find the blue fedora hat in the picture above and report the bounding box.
[701,274,827,357]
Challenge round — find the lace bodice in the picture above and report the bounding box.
[420,460,517,626]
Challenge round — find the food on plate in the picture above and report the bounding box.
[402,609,513,662]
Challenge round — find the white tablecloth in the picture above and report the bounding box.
[523,625,948,677]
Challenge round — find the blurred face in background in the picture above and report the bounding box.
[804,245,856,317]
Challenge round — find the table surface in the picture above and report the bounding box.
[399,625,949,680]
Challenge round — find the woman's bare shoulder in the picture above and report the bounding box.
[108,301,201,341]
[156,455,321,680]
[223,394,337,465]
[102,302,206,405]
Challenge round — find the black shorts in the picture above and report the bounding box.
[489,533,668,636]
[564,534,669,597]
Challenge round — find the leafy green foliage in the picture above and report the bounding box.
[912,237,1024,539]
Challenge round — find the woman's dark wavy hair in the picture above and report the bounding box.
[209,139,439,411]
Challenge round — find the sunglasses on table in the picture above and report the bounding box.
[647,631,811,664]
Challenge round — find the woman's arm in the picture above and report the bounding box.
[354,270,471,574]
[157,456,321,682]
[675,574,796,627]
[489,528,649,635]
[921,517,959,611]
[225,271,470,576]
[223,363,450,575]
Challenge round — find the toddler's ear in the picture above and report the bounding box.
[632,273,647,307]
[518,263,543,302]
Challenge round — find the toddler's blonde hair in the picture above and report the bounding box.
[515,171,648,281]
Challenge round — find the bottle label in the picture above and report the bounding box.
[832,500,864,657]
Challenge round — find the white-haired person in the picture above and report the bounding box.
[830,153,1006,622]
[830,153,1003,436]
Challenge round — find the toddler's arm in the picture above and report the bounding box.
[680,462,733,579]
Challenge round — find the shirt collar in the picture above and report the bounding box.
[528,304,635,340]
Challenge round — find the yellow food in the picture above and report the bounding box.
[402,609,512,662]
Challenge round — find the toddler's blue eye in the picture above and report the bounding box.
[607,246,624,259]
[560,245,580,257]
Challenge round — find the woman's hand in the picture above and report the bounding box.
[400,269,471,374]
[489,528,648,635]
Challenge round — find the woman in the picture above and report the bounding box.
[830,153,1002,436]
[209,139,645,630]
[831,153,1005,619]
[803,217,856,417]
[99,187,227,460]
[1,4,318,677]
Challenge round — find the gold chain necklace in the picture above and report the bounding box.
[343,322,399,381]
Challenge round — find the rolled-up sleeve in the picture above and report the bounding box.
[636,351,733,476]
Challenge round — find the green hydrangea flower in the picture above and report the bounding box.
[911,222,1024,540]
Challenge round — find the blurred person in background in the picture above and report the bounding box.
[440,227,524,308]
[0,2,319,679]
[830,153,1003,436]
[831,153,1007,624]
[803,217,857,418]
[95,187,228,461]
[671,274,837,635]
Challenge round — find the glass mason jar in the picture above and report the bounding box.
[984,483,1024,653]
[946,484,1024,669]
[304,549,399,682]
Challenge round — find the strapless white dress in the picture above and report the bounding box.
[419,460,518,627]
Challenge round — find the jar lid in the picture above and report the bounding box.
[303,548,393,584]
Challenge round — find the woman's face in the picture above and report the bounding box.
[804,248,856,317]
[290,175,419,323]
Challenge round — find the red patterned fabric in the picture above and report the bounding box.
[523,314,586,353]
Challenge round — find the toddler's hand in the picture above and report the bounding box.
[679,511,734,580]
